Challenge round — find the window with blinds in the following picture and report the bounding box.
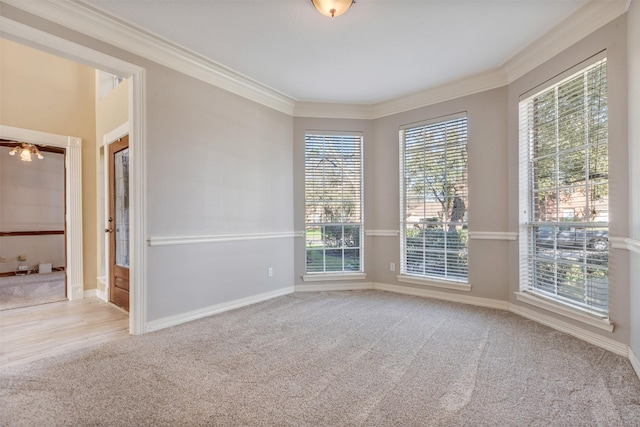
[400,114,468,281]
[519,57,609,317]
[305,133,363,273]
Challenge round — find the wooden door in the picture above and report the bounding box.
[108,136,130,311]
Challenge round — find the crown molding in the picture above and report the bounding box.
[1,0,296,115]
[294,68,508,120]
[294,102,374,120]
[370,68,509,119]
[503,0,629,82]
[1,0,630,120]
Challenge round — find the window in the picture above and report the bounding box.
[400,114,468,281]
[305,133,363,273]
[519,57,609,317]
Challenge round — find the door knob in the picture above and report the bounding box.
[105,228,113,233]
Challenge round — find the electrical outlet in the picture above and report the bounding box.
[268,267,273,277]
[390,262,396,272]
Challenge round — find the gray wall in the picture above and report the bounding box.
[294,89,508,298]
[628,1,640,358]
[144,66,294,320]
[294,17,632,345]
[367,87,510,301]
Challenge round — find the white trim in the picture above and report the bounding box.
[145,286,294,332]
[295,282,374,292]
[509,303,626,356]
[83,289,97,298]
[96,276,108,302]
[148,231,303,247]
[302,273,367,282]
[610,237,640,253]
[2,0,295,116]
[374,282,508,311]
[129,68,147,335]
[630,347,640,380]
[468,232,518,241]
[372,69,508,119]
[0,15,140,81]
[364,229,399,237]
[503,0,629,83]
[103,122,129,146]
[0,125,84,301]
[295,102,373,120]
[514,291,614,332]
[396,275,471,292]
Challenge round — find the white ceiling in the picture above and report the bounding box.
[81,0,589,105]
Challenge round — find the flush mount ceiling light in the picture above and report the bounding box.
[311,0,354,18]
[8,143,44,162]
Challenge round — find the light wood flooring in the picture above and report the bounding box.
[0,297,129,368]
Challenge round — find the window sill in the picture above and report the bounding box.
[514,291,614,332]
[302,272,367,282]
[397,275,471,292]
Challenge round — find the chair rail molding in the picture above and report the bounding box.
[364,230,400,237]
[147,231,304,247]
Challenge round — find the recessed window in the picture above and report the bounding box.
[400,114,469,282]
[304,133,363,274]
[519,57,609,317]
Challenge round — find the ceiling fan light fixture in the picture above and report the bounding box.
[311,0,354,18]
[8,143,44,162]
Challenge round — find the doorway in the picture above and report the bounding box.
[0,141,66,310]
[1,22,146,334]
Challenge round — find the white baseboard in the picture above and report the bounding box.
[373,282,510,311]
[295,282,374,292]
[294,280,630,359]
[84,288,108,302]
[96,288,108,302]
[629,347,640,379]
[509,304,628,357]
[145,286,295,332]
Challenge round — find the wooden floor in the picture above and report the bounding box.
[0,297,129,368]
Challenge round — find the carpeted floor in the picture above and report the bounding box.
[0,271,66,311]
[1,290,639,426]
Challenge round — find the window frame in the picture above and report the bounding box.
[518,53,610,319]
[399,113,469,284]
[304,131,364,276]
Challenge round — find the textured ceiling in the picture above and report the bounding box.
[81,0,588,104]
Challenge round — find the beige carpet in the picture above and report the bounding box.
[1,290,639,426]
[0,271,66,311]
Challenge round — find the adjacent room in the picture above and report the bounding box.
[0,0,639,424]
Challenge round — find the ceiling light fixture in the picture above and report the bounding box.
[8,143,44,162]
[311,0,354,18]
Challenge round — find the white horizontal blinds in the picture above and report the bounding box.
[401,115,468,281]
[521,59,608,316]
[305,133,363,273]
